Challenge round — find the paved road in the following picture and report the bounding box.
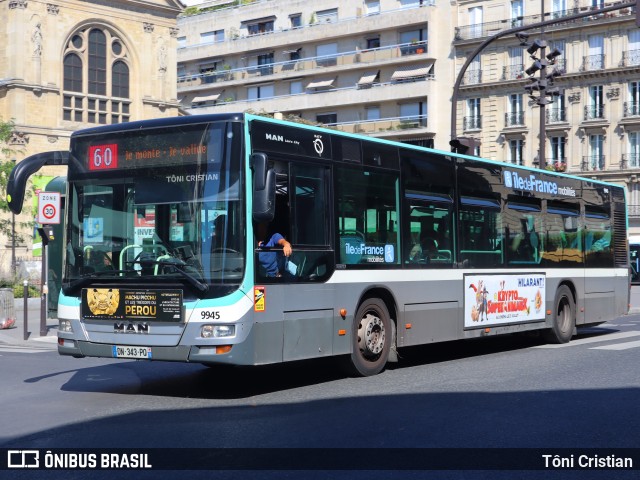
[1,310,639,480]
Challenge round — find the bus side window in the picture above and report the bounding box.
[458,197,503,268]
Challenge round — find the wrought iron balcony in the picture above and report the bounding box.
[546,108,566,123]
[505,111,525,127]
[580,54,605,71]
[584,105,605,121]
[622,49,640,67]
[463,115,482,130]
[454,4,636,42]
[624,101,640,117]
[463,70,482,85]
[621,153,640,169]
[501,64,525,80]
[581,155,606,171]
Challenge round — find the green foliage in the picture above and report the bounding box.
[13,284,40,298]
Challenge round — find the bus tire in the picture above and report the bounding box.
[347,298,392,377]
[545,285,575,344]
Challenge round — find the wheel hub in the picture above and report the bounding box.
[358,313,385,357]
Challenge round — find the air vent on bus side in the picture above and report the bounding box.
[612,187,628,268]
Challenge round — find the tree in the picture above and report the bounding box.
[0,118,28,245]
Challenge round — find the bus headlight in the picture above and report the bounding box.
[59,319,73,333]
[201,325,235,338]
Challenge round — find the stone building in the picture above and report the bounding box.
[177,0,450,149]
[452,0,640,237]
[0,0,184,276]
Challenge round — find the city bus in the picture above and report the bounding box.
[6,113,629,376]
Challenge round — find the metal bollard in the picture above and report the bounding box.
[23,280,28,341]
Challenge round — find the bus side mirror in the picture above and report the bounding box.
[250,153,275,223]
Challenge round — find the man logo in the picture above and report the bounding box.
[503,170,513,188]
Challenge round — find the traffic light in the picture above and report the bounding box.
[450,136,480,155]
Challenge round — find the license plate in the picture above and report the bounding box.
[112,345,152,359]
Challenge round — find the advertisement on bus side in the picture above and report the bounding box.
[464,274,545,328]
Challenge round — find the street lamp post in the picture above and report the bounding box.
[450,1,636,157]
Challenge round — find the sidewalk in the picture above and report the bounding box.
[0,298,58,350]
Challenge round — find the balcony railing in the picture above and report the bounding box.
[584,105,605,121]
[329,114,429,135]
[622,49,640,67]
[581,155,606,171]
[580,54,605,71]
[179,2,434,45]
[178,41,429,87]
[546,108,566,123]
[454,4,636,42]
[621,153,640,169]
[187,76,434,109]
[505,111,525,127]
[501,64,525,80]
[463,69,482,85]
[463,115,482,130]
[547,159,567,172]
[624,101,640,117]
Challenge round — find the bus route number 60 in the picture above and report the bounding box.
[89,144,118,171]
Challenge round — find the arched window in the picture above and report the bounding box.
[62,26,131,124]
[112,61,129,98]
[63,54,82,92]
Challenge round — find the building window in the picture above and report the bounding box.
[465,98,481,130]
[290,14,302,28]
[506,94,524,126]
[247,84,275,100]
[290,80,303,95]
[586,85,604,120]
[469,6,483,38]
[177,36,186,49]
[316,8,338,24]
[247,19,274,36]
[550,136,566,171]
[628,131,640,168]
[588,134,605,171]
[511,0,524,27]
[62,26,131,124]
[366,37,381,50]
[365,0,380,15]
[316,113,337,125]
[366,106,381,120]
[509,139,524,165]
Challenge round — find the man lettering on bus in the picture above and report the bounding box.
[255,221,293,277]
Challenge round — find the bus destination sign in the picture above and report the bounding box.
[81,288,183,322]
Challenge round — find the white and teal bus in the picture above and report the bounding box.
[7,113,629,376]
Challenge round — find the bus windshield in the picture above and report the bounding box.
[63,121,245,298]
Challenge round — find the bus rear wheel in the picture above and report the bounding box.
[347,298,392,377]
[545,285,575,344]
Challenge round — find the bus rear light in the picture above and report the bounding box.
[216,345,232,355]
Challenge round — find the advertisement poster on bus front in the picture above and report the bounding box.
[464,274,545,328]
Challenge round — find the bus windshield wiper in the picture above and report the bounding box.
[66,270,131,290]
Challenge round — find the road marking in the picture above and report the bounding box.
[591,340,640,350]
[0,345,50,354]
[534,331,640,348]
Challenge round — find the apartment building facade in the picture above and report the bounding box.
[177,0,450,148]
[453,0,640,236]
[0,0,183,276]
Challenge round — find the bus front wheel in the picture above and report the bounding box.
[545,285,575,344]
[347,298,392,377]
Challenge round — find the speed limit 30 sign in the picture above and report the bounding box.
[38,192,61,224]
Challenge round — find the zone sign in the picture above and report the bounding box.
[38,191,61,224]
